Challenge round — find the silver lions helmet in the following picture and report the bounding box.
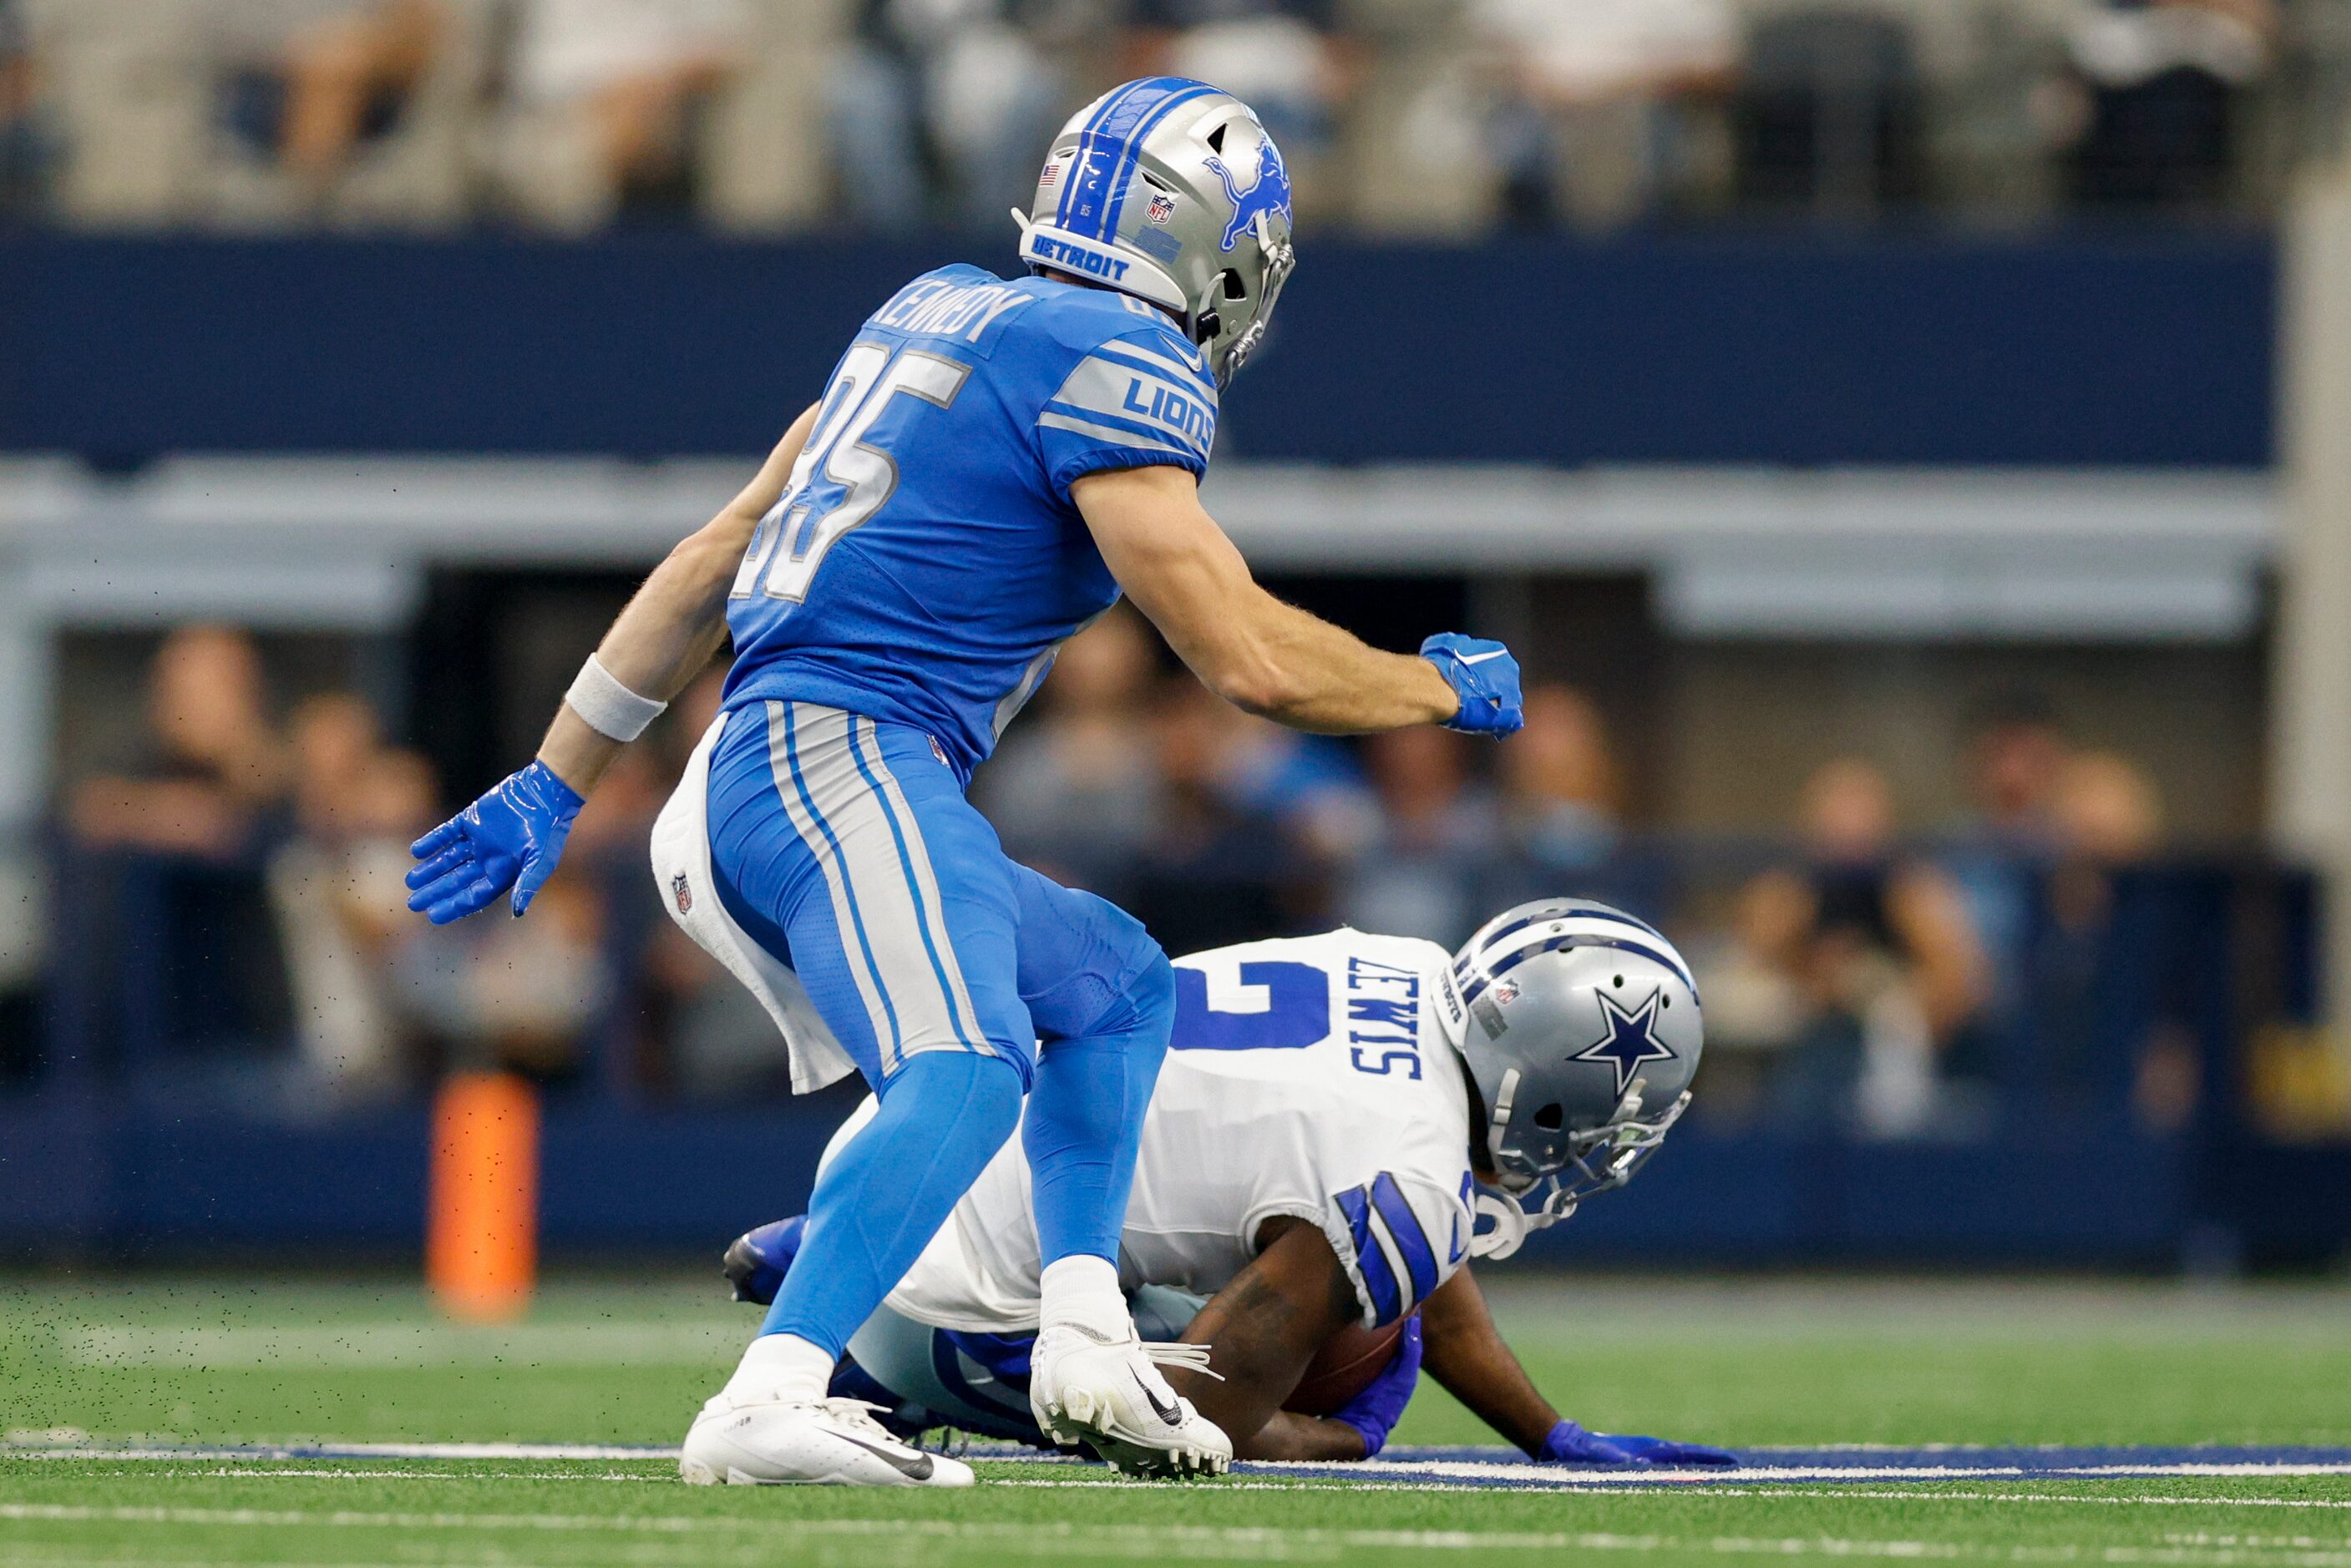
[1447,899,1705,1259]
[1013,77,1296,388]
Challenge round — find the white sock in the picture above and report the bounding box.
[721,1333,834,1405]
[1038,1254,1132,1340]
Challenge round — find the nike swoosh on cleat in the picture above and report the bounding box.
[1456,649,1509,665]
[1132,1370,1183,1429]
[832,1431,935,1481]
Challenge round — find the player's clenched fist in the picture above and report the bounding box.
[405,760,584,924]
[1421,633,1524,736]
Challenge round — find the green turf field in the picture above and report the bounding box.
[5,1272,2349,1565]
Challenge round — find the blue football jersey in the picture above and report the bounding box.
[722,265,1219,778]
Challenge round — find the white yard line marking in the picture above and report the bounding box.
[53,1325,739,1369]
[13,1442,2351,1486]
[4,1457,667,1466]
[7,1504,2351,1566]
[1573,1490,2351,1513]
[182,1469,666,1483]
[1309,1460,2351,1485]
[18,1464,2345,1514]
[988,1480,2351,1510]
[0,1560,441,1568]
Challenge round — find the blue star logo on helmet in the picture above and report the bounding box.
[1203,137,1293,253]
[1570,990,1677,1096]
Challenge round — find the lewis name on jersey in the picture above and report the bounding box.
[864,928,1480,1334]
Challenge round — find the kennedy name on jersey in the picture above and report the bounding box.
[871,277,1035,342]
[722,260,1220,778]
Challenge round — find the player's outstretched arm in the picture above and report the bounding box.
[1165,1218,1375,1461]
[535,404,819,792]
[1073,465,1523,736]
[405,406,817,925]
[1420,1265,1738,1468]
[1416,1264,1563,1454]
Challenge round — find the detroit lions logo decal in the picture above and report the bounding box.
[1203,137,1292,253]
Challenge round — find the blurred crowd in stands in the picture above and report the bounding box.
[3,613,2283,1147]
[0,0,2338,235]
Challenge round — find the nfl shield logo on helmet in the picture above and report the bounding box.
[1492,978,1522,1005]
[1147,192,1177,225]
[671,872,693,915]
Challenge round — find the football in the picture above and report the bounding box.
[1283,1318,1405,1416]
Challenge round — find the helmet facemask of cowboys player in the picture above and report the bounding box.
[1445,900,1705,1260]
[1012,78,1297,389]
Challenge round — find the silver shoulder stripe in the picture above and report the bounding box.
[1046,355,1214,458]
[1101,337,1219,399]
[1037,411,1193,456]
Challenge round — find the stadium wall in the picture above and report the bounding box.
[3,855,2338,1268]
[0,230,2276,466]
[0,1100,2207,1266]
[8,1100,2346,1269]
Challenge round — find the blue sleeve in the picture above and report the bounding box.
[1035,324,1220,502]
[1330,1171,1459,1328]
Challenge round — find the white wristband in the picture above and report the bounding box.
[564,654,667,742]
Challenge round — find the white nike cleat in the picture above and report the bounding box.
[1027,1324,1232,1479]
[678,1394,974,1487]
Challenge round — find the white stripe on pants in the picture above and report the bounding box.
[763,701,990,1075]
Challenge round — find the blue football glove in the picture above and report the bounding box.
[1421,633,1523,736]
[1330,1315,1423,1459]
[1599,1433,1739,1468]
[405,760,584,925]
[1535,1419,1644,1466]
[1534,1420,1740,1468]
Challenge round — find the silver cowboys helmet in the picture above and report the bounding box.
[1014,76,1297,388]
[1447,899,1704,1258]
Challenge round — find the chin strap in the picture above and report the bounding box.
[1470,1081,1694,1261]
[1470,1185,1578,1262]
[1483,1067,1523,1178]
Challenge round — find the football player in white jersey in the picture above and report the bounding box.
[721,901,1735,1466]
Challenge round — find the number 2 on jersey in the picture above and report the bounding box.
[1172,962,1330,1051]
[732,343,972,604]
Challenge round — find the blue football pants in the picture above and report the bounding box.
[704,700,1173,1357]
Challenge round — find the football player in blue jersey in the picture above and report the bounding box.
[405,77,1524,1489]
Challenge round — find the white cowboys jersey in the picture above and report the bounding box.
[854,928,1479,1333]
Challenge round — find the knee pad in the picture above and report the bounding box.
[1067,898,1169,1040]
[1020,883,1173,1044]
[1108,942,1175,1041]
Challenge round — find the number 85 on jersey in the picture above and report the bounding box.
[733,343,970,605]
